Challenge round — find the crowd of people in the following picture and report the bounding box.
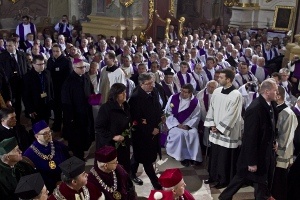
[0,14,299,200]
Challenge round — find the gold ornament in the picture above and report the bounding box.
[49,160,56,169]
[113,191,122,200]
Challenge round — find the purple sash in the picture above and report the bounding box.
[251,65,268,79]
[292,106,300,116]
[198,48,206,56]
[253,92,257,100]
[204,68,212,80]
[177,72,191,87]
[59,23,71,37]
[25,40,33,49]
[293,61,300,79]
[191,72,201,91]
[242,55,250,66]
[161,81,172,97]
[203,88,209,111]
[170,93,198,124]
[19,23,35,41]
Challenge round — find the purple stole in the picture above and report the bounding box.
[126,79,130,100]
[292,106,300,117]
[239,72,253,85]
[18,23,35,41]
[170,93,198,124]
[132,63,138,74]
[25,40,33,49]
[242,55,250,66]
[191,72,201,91]
[177,72,191,87]
[253,92,258,100]
[293,61,300,79]
[251,65,268,79]
[203,88,209,111]
[279,82,291,94]
[204,68,213,80]
[161,81,173,97]
[59,23,71,37]
[198,48,206,56]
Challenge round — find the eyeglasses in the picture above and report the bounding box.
[76,66,86,69]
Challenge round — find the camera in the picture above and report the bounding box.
[62,19,66,23]
[247,82,258,92]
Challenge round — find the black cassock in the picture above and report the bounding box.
[61,71,94,160]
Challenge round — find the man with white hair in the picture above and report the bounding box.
[250,57,269,83]
[148,168,195,200]
[239,47,253,66]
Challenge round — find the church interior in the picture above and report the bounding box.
[0,0,300,199]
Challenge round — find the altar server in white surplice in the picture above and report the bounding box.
[204,68,243,189]
[165,83,202,167]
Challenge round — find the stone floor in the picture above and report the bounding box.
[84,142,255,200]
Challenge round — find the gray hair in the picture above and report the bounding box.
[138,73,152,85]
[279,68,290,75]
[206,80,218,88]
[259,78,277,94]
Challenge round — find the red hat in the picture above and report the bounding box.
[95,145,117,163]
[73,58,82,64]
[148,190,173,200]
[158,168,183,188]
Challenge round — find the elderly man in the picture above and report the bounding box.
[204,69,243,189]
[0,137,35,200]
[165,83,202,167]
[161,69,178,98]
[148,168,195,200]
[88,145,136,200]
[250,57,269,83]
[49,156,104,200]
[271,86,298,200]
[196,80,218,148]
[23,120,69,193]
[61,58,94,160]
[15,173,48,200]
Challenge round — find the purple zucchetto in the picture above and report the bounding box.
[73,58,83,64]
[32,120,48,135]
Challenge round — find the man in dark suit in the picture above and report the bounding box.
[22,55,54,124]
[0,107,34,152]
[128,73,162,190]
[225,49,239,69]
[0,38,28,122]
[219,78,278,200]
[61,59,94,161]
[46,44,72,132]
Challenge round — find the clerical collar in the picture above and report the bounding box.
[106,65,118,72]
[295,104,300,111]
[276,102,285,107]
[221,85,235,94]
[2,124,11,130]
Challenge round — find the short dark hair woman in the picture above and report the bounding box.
[95,83,131,173]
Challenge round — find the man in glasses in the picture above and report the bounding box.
[23,55,54,124]
[61,58,94,161]
[23,120,70,193]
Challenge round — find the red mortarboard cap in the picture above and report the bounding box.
[95,145,117,163]
[148,190,173,200]
[158,168,183,188]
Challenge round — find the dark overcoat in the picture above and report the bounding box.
[128,86,162,164]
[61,71,94,150]
[236,95,277,183]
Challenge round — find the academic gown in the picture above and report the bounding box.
[88,165,133,200]
[49,182,103,200]
[23,140,70,193]
[165,93,202,162]
[0,160,35,200]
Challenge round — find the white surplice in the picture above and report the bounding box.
[165,95,202,162]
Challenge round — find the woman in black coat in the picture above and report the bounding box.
[95,83,131,173]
